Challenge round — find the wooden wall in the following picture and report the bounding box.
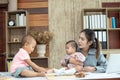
[17,0,49,57]
[49,0,120,68]
[18,0,48,30]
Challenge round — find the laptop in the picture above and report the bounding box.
[106,53,120,74]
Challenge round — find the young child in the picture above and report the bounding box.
[10,35,47,77]
[54,40,86,74]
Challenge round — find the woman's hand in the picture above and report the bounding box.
[82,66,96,72]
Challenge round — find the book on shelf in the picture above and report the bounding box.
[94,15,98,29]
[94,31,98,38]
[19,13,24,26]
[107,17,112,28]
[101,14,106,29]
[16,14,19,26]
[91,15,95,29]
[111,17,116,28]
[107,16,117,29]
[83,14,106,29]
[98,31,102,42]
[94,31,107,49]
[89,15,92,29]
[83,15,89,29]
[102,31,107,49]
[97,14,101,29]
[108,11,120,28]
[15,13,26,26]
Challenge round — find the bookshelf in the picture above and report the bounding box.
[5,10,28,71]
[5,10,48,71]
[6,10,29,58]
[82,8,120,55]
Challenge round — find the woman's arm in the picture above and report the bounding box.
[95,53,107,73]
[82,66,96,72]
[25,59,47,72]
[83,52,107,73]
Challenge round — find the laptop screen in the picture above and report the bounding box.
[106,53,120,73]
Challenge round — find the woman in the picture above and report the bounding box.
[69,29,107,73]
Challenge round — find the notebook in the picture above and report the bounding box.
[106,53,120,73]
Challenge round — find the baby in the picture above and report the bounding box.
[53,40,86,74]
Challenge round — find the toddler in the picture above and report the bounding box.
[54,40,85,74]
[10,35,47,77]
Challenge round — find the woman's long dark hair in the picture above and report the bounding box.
[80,29,100,59]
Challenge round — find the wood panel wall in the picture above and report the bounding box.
[18,0,48,29]
[17,0,49,57]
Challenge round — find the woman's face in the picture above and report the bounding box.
[78,32,92,49]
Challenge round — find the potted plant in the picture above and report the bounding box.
[29,31,53,57]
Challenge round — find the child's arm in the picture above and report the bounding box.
[25,59,47,73]
[69,57,83,65]
[61,55,69,67]
[69,53,85,65]
[61,59,67,67]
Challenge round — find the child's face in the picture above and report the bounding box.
[65,44,75,55]
[26,40,36,54]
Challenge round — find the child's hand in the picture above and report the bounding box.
[39,72,46,77]
[47,68,54,73]
[69,57,76,64]
[39,67,47,73]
